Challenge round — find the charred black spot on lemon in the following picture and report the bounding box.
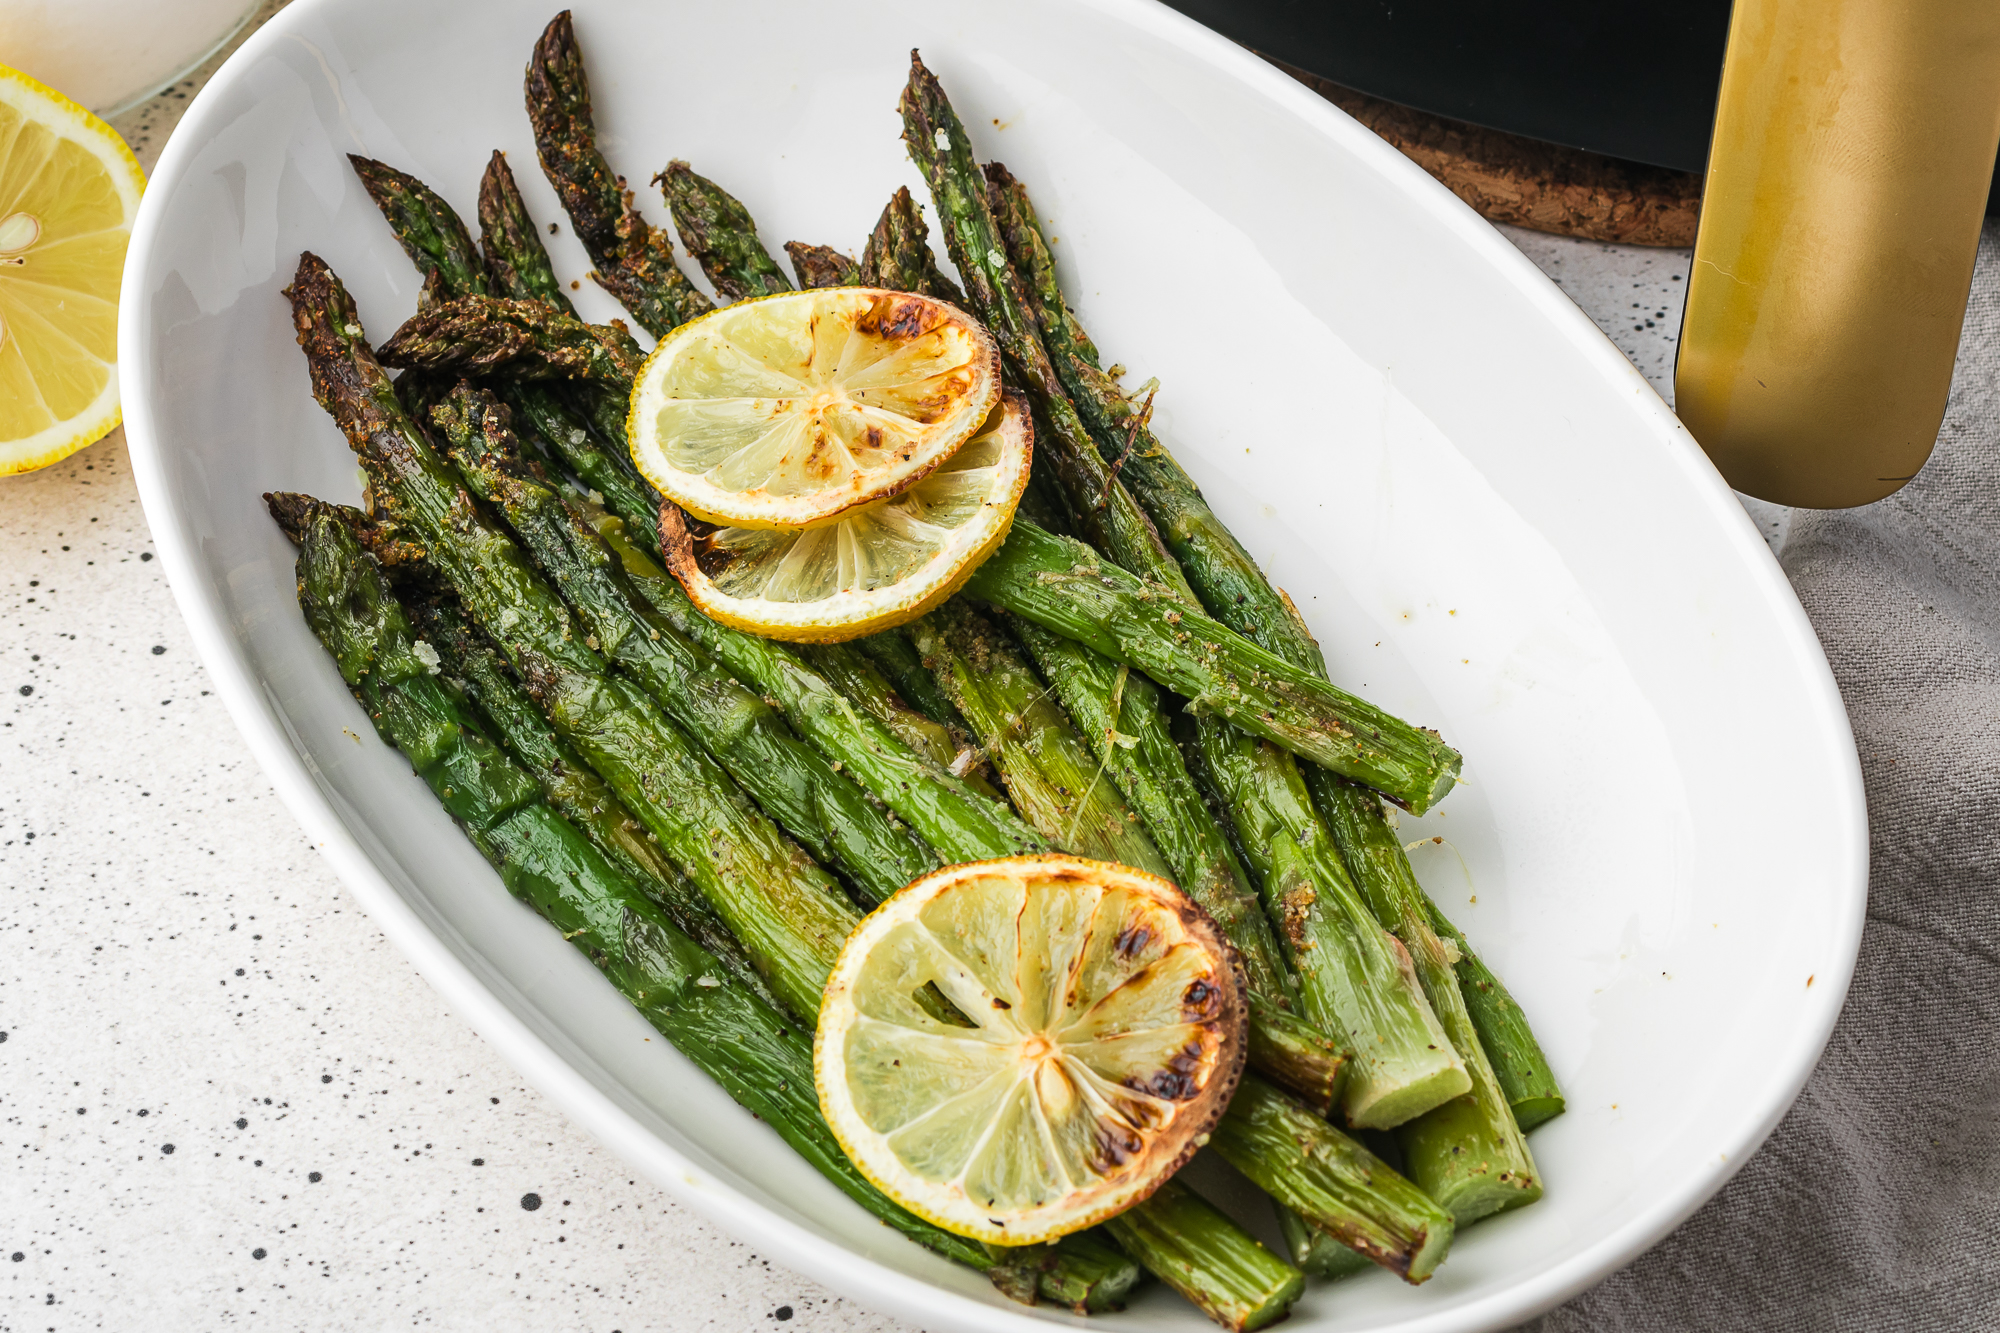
[816,854,1247,1244]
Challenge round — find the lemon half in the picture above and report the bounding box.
[629,286,1001,530]
[816,855,1248,1245]
[0,65,144,475]
[658,388,1031,643]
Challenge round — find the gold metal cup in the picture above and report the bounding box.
[1676,0,2000,509]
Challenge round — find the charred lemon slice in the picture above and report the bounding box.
[816,855,1247,1245]
[658,389,1030,643]
[629,286,1000,529]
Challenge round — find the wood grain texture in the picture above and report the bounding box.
[1270,57,1701,248]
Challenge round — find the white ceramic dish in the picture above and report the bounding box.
[117,1,1867,1328]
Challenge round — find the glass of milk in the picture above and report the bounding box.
[1,0,263,115]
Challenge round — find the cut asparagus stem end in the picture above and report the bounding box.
[1423,889,1566,1130]
[1245,992,1350,1115]
[1276,1206,1374,1281]
[1211,1076,1455,1285]
[1317,772,1540,1222]
[1101,1179,1304,1332]
[966,520,1462,813]
[1511,1096,1566,1133]
[1184,714,1467,1128]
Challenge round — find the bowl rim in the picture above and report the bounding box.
[116,0,1869,1327]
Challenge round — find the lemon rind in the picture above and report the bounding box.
[0,64,145,475]
[815,854,1248,1246]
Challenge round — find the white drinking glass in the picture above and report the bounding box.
[0,0,262,115]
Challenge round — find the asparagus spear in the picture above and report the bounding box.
[1276,1207,1373,1281]
[285,507,1134,1310]
[1005,617,1351,1114]
[1008,618,1285,996]
[433,384,935,907]
[524,10,711,336]
[907,602,1172,879]
[347,149,646,533]
[1319,779,1540,1221]
[858,185,966,304]
[656,160,793,300]
[375,293,644,385]
[966,520,1462,815]
[987,164,1563,1128]
[420,598,781,1003]
[503,384,664,554]
[898,54,1198,609]
[854,627,965,731]
[587,513,1042,865]
[477,149,576,313]
[792,639,990,792]
[1101,1179,1302,1332]
[289,251,859,1021]
[269,493,777,1011]
[348,156,493,299]
[269,493,780,1012]
[1422,895,1565,1130]
[1182,713,1469,1129]
[1209,1076,1455,1284]
[784,242,859,290]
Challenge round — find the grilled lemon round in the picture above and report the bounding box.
[816,855,1247,1245]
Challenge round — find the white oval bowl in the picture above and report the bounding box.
[117,1,1867,1329]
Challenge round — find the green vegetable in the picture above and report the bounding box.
[898,54,1196,607]
[1101,1179,1303,1332]
[1183,715,1469,1130]
[1424,893,1566,1131]
[854,627,965,731]
[433,384,935,908]
[525,11,711,336]
[1275,1207,1373,1281]
[795,639,996,797]
[907,602,1172,879]
[283,505,1132,1309]
[477,148,576,313]
[347,154,492,299]
[588,511,1043,868]
[375,293,644,386]
[656,160,793,300]
[858,184,966,304]
[1320,777,1541,1221]
[966,521,1462,815]
[1009,618,1285,996]
[288,251,857,1022]
[784,242,860,290]
[1209,1076,1456,1284]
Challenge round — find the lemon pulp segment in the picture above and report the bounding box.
[630,286,1000,529]
[0,66,143,474]
[816,856,1246,1245]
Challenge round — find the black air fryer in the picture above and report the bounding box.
[1159,0,2000,210]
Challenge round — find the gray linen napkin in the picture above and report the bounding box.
[1524,223,2000,1330]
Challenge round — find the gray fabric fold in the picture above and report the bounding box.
[1523,223,2000,1332]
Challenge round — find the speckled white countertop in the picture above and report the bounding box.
[0,9,1782,1330]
